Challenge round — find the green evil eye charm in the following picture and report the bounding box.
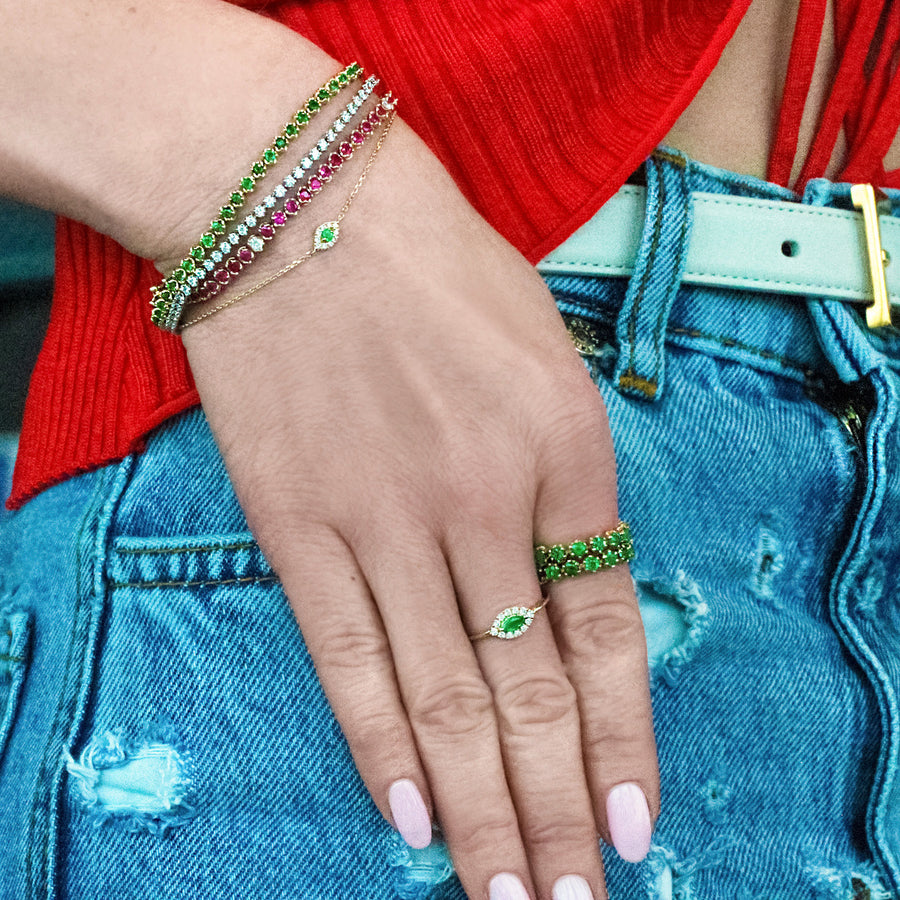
[488,606,536,640]
[313,221,340,251]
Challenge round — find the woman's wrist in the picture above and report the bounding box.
[0,0,342,262]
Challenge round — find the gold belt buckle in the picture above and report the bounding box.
[850,183,893,328]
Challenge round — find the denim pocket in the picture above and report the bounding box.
[0,605,32,768]
[56,525,404,900]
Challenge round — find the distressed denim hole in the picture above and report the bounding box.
[635,571,709,687]
[701,774,734,825]
[803,859,891,899]
[64,721,197,835]
[750,522,786,606]
[645,840,736,900]
[388,832,456,899]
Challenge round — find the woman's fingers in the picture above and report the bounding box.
[275,525,434,849]
[446,517,609,900]
[352,523,537,900]
[533,393,659,862]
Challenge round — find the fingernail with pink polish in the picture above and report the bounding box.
[388,779,432,849]
[489,872,531,900]
[606,782,652,862]
[553,874,595,900]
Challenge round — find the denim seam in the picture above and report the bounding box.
[819,301,864,379]
[824,371,899,889]
[620,155,664,395]
[653,187,691,384]
[651,148,687,168]
[24,468,114,900]
[110,574,279,590]
[115,540,258,556]
[562,304,819,376]
[666,325,818,376]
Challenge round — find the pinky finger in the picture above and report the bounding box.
[276,525,434,849]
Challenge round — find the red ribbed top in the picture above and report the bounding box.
[9,0,900,508]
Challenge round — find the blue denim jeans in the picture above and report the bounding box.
[3,149,900,899]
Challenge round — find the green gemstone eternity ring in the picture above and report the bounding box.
[468,521,635,641]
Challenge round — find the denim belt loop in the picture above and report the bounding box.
[613,148,694,403]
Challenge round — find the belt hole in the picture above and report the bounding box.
[781,240,800,258]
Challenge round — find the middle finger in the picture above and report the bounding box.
[446,517,607,900]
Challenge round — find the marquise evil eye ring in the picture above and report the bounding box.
[467,521,635,642]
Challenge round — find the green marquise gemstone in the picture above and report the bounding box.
[230,191,244,206]
[501,614,527,634]
[549,544,567,562]
[200,233,216,248]
[220,205,235,221]
[584,556,601,572]
[307,98,320,112]
[564,560,580,577]
[545,565,562,581]
[296,110,310,125]
[263,148,278,164]
[252,161,266,176]
[210,219,226,234]
[284,123,298,137]
[570,540,587,557]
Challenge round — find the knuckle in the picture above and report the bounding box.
[315,619,391,672]
[582,723,655,769]
[495,671,577,733]
[349,706,411,764]
[520,815,594,854]
[408,675,496,739]
[556,595,646,659]
[450,815,522,860]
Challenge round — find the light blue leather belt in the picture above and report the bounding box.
[537,184,899,329]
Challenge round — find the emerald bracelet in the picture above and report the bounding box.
[150,61,362,326]
[152,75,379,330]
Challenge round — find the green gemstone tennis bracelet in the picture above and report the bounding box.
[150,61,362,310]
[534,521,634,585]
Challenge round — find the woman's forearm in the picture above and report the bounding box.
[0,0,340,261]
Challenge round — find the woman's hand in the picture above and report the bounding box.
[179,115,658,900]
